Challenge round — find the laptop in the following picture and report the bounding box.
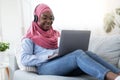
[49,30,91,60]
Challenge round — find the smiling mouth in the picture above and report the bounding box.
[44,26,51,30]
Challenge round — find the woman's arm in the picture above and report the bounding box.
[20,38,49,66]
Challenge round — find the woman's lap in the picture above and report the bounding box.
[37,50,84,75]
[37,49,112,80]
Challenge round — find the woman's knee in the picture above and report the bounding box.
[71,49,85,56]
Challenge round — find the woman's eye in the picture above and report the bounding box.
[41,16,54,21]
[50,17,54,20]
[42,17,47,20]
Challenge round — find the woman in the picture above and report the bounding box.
[21,3,120,80]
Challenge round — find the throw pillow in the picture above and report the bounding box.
[88,34,120,66]
[15,44,37,72]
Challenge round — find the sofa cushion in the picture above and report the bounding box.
[15,44,37,72]
[88,34,120,66]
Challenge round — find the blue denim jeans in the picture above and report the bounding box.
[37,49,120,80]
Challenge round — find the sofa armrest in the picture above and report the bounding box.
[9,54,19,80]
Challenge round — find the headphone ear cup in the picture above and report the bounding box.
[34,15,38,22]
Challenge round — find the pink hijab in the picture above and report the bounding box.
[23,3,60,49]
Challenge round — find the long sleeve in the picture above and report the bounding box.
[21,38,56,66]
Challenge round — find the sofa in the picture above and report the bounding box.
[9,34,120,80]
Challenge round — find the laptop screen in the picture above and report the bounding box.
[58,30,91,56]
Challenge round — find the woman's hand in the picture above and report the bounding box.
[48,53,59,60]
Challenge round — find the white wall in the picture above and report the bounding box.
[22,0,120,34]
[23,0,105,31]
[0,0,22,53]
[0,0,120,53]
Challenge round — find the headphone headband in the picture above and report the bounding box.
[34,15,38,22]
